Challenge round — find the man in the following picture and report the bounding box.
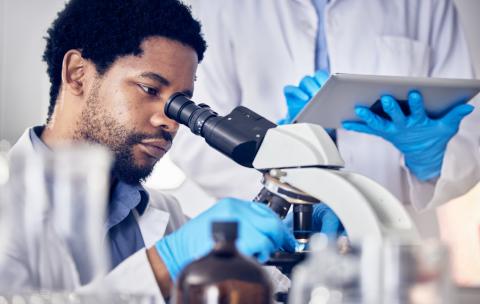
[169,0,479,214]
[3,0,296,300]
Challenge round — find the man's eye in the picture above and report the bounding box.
[139,84,158,96]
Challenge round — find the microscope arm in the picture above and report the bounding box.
[253,123,419,242]
[280,168,419,242]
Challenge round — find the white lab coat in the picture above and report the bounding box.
[170,0,480,211]
[2,129,289,301]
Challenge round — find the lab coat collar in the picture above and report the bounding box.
[136,206,170,247]
[29,126,50,154]
[8,127,44,160]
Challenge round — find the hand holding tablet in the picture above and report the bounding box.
[291,73,480,181]
[293,73,480,128]
[342,90,474,181]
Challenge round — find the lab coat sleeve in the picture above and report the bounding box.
[407,99,480,211]
[168,0,263,200]
[405,0,480,210]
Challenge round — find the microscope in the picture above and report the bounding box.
[165,93,419,274]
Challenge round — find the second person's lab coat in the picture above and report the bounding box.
[170,0,480,211]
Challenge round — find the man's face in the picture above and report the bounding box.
[75,37,197,184]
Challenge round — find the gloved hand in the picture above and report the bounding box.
[283,203,345,239]
[342,91,474,181]
[278,70,329,124]
[155,198,297,280]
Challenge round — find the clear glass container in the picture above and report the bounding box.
[0,144,112,292]
[0,149,10,268]
[382,239,455,304]
[288,234,381,304]
[0,292,154,304]
[289,235,454,304]
[49,145,112,285]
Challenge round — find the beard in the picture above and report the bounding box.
[74,79,172,185]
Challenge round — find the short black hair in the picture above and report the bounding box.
[43,0,206,121]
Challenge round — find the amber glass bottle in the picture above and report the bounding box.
[174,221,272,304]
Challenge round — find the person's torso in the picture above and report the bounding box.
[193,0,444,201]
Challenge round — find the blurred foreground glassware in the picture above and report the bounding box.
[49,145,112,285]
[0,149,10,268]
[0,144,112,291]
[288,234,381,304]
[0,292,155,304]
[289,234,455,304]
[383,239,455,304]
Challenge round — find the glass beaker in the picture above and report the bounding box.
[0,143,112,292]
[382,239,455,304]
[49,144,112,285]
[288,234,382,304]
[0,149,10,269]
[0,149,67,291]
[0,292,155,304]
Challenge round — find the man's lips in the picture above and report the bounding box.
[138,140,171,159]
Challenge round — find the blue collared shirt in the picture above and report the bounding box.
[312,0,337,141]
[107,180,148,268]
[311,0,330,72]
[30,126,147,269]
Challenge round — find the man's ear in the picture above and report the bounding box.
[61,49,86,96]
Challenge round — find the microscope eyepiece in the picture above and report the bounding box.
[165,92,276,167]
[165,92,220,136]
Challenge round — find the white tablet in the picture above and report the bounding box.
[293,73,480,128]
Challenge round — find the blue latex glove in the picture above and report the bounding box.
[342,91,474,181]
[278,70,329,124]
[283,203,345,239]
[155,198,297,280]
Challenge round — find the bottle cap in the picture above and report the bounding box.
[212,221,238,242]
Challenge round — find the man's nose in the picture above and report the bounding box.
[150,108,179,133]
